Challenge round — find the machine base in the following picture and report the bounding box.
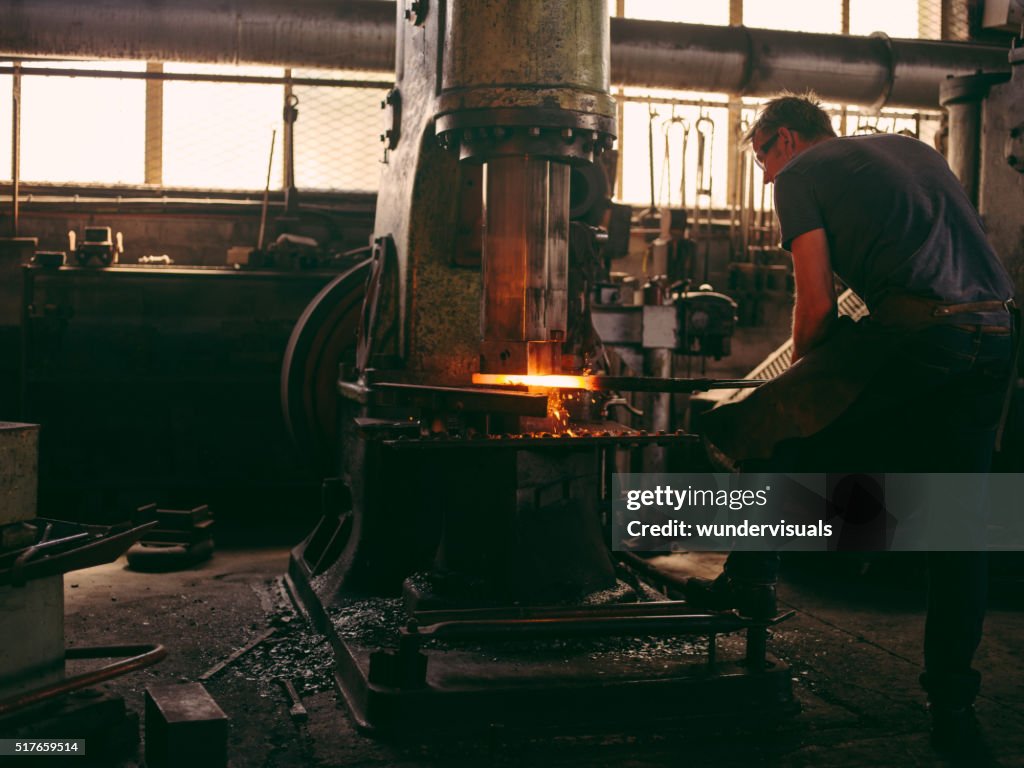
[337,638,796,737]
[288,550,797,738]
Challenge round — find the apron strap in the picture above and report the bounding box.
[996,298,1021,452]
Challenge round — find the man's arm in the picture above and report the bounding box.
[789,228,837,364]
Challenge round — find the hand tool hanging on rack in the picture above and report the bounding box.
[282,89,300,214]
[729,118,750,261]
[257,130,277,253]
[646,103,659,217]
[692,110,716,283]
[755,159,772,250]
[743,128,756,262]
[659,110,690,210]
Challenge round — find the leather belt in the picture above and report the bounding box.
[950,324,1012,335]
[872,295,1012,329]
[931,300,1011,317]
[997,298,1021,451]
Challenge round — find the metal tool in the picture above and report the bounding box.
[660,111,690,209]
[277,678,308,723]
[198,627,276,681]
[693,111,716,283]
[256,129,277,252]
[646,103,659,215]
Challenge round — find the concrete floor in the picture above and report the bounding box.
[37,540,1024,767]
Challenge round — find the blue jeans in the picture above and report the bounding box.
[728,323,1014,706]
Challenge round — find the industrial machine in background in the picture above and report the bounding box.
[0,423,164,757]
[284,0,794,736]
[71,226,123,266]
[20,261,358,522]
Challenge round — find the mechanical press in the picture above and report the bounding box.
[284,0,794,734]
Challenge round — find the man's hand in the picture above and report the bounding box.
[789,228,837,363]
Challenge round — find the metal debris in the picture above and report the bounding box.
[277,678,308,722]
[199,627,278,681]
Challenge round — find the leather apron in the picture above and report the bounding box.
[699,297,1014,466]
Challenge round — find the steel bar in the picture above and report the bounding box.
[0,531,90,568]
[407,614,752,640]
[0,521,158,588]
[470,374,765,392]
[198,628,277,681]
[381,431,700,451]
[256,129,276,251]
[414,599,710,625]
[370,382,550,417]
[587,376,767,393]
[0,643,167,717]
[0,66,388,90]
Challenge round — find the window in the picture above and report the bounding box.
[18,61,146,185]
[162,63,285,190]
[622,0,729,25]
[291,69,390,193]
[850,0,922,37]
[743,0,842,33]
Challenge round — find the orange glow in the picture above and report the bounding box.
[471,373,598,390]
[548,389,578,435]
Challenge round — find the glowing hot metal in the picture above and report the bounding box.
[472,373,597,390]
[471,373,768,393]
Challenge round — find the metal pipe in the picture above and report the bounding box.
[939,72,1012,206]
[609,19,1010,110]
[0,0,395,72]
[0,643,167,717]
[0,1,1010,109]
[587,375,767,394]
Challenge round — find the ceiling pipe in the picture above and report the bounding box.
[0,0,397,72]
[0,0,1010,109]
[610,19,1010,110]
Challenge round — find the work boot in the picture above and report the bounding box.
[683,573,777,620]
[928,704,996,765]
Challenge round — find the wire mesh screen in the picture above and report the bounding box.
[162,63,283,190]
[0,62,391,192]
[917,0,944,38]
[291,69,391,193]
[619,92,732,210]
[848,0,923,36]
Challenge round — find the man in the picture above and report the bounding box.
[688,94,1017,758]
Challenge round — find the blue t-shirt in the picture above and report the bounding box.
[774,133,1014,324]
